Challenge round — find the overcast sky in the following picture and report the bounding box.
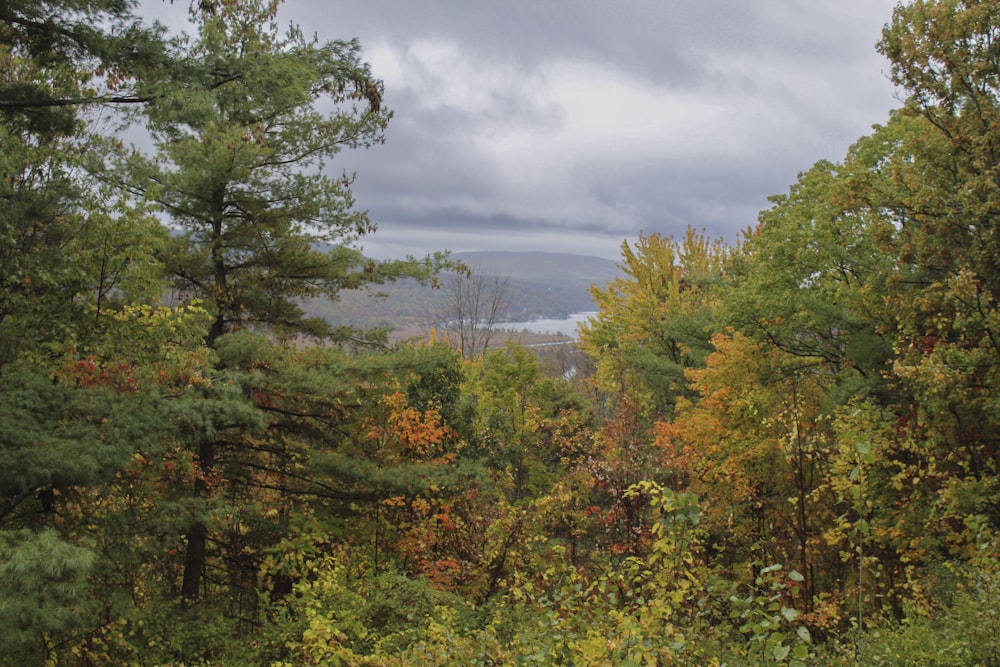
[141,1,903,261]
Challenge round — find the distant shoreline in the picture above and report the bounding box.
[388,326,574,349]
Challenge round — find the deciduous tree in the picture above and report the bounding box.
[438,266,510,360]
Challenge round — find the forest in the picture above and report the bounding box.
[3,0,1000,664]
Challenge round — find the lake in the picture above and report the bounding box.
[498,311,597,339]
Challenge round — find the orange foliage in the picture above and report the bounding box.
[654,332,784,509]
[364,390,457,462]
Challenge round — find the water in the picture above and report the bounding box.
[498,311,597,339]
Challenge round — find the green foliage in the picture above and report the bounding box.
[105,0,453,345]
[10,0,1000,664]
[875,0,1000,489]
[730,564,814,667]
[0,0,168,136]
[814,551,1000,666]
[580,228,727,415]
[464,344,547,468]
[724,158,895,406]
[447,482,817,666]
[258,546,474,665]
[0,364,141,499]
[0,529,96,662]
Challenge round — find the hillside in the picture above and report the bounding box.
[304,251,621,329]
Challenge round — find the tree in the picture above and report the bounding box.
[722,159,895,405]
[579,228,727,417]
[438,266,510,359]
[0,2,190,659]
[99,0,449,602]
[0,0,168,134]
[654,330,838,606]
[121,1,388,344]
[873,0,1000,538]
[574,230,728,554]
[0,0,174,360]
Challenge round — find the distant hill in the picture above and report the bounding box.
[303,251,621,330]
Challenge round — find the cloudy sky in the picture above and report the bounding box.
[141,1,903,261]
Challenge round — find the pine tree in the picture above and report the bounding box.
[104,0,449,601]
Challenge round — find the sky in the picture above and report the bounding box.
[140,1,903,261]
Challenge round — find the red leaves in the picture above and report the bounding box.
[62,355,140,393]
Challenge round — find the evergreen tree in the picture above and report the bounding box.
[0,2,179,659]
[103,0,449,601]
[0,0,168,134]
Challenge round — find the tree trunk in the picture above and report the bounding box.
[181,440,215,601]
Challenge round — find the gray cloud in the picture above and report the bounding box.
[140,0,901,260]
